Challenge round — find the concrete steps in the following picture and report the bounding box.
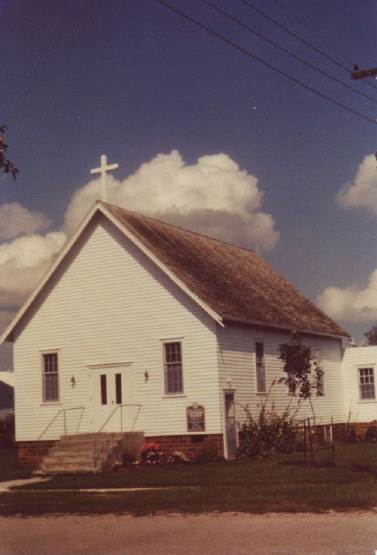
[37,432,144,474]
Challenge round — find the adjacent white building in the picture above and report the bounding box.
[342,345,377,430]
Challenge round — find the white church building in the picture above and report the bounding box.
[1,201,376,467]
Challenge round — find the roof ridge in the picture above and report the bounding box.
[101,201,258,255]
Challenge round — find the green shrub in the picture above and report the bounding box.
[365,426,377,442]
[121,451,137,468]
[237,404,302,459]
[195,446,222,464]
[140,442,163,466]
[165,451,190,466]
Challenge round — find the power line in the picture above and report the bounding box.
[155,0,377,126]
[203,0,377,106]
[270,0,377,94]
[240,0,351,76]
[271,0,354,66]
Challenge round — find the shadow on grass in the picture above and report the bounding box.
[281,460,307,467]
[352,464,377,480]
[281,460,337,468]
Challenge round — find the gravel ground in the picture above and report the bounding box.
[0,511,376,555]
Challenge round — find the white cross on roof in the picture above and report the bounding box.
[90,154,119,202]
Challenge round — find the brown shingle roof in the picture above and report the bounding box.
[104,203,349,338]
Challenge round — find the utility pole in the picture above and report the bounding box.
[351,66,377,80]
[351,64,377,169]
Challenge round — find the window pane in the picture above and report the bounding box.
[164,342,183,394]
[44,373,59,401]
[287,377,296,394]
[42,353,59,402]
[359,368,375,399]
[255,342,266,393]
[100,374,107,405]
[315,349,324,395]
[115,373,122,404]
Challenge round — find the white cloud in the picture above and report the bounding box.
[318,268,377,322]
[0,230,67,369]
[0,202,51,239]
[0,232,67,307]
[336,154,377,215]
[64,150,280,250]
[320,154,377,325]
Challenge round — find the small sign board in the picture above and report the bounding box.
[187,403,205,432]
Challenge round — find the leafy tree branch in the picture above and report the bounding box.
[0,126,18,180]
[278,331,324,458]
[364,323,377,345]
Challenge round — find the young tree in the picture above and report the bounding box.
[0,126,18,179]
[364,323,377,345]
[278,331,323,456]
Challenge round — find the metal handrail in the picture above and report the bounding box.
[36,406,85,468]
[93,403,142,468]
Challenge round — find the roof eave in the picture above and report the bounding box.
[222,315,350,340]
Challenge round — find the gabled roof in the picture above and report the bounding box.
[1,201,350,343]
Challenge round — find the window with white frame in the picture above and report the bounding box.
[42,353,59,402]
[163,342,183,394]
[314,348,324,396]
[358,367,375,400]
[255,342,266,393]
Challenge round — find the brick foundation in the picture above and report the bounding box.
[303,422,377,444]
[313,423,347,443]
[17,440,56,468]
[17,421,377,468]
[345,420,377,441]
[144,434,224,460]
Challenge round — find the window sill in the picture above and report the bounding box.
[357,400,376,404]
[162,394,187,399]
[40,402,62,406]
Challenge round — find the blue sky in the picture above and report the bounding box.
[1,0,377,367]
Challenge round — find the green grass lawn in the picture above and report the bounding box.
[1,443,376,516]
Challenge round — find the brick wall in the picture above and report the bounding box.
[309,422,377,443]
[18,440,56,468]
[311,423,347,443]
[144,433,224,460]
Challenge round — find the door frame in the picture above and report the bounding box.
[222,389,238,459]
[87,361,134,433]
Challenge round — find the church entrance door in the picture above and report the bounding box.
[87,364,135,433]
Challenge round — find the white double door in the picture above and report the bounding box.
[88,365,135,433]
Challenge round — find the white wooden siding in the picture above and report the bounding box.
[13,216,221,441]
[217,325,346,426]
[342,346,377,424]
